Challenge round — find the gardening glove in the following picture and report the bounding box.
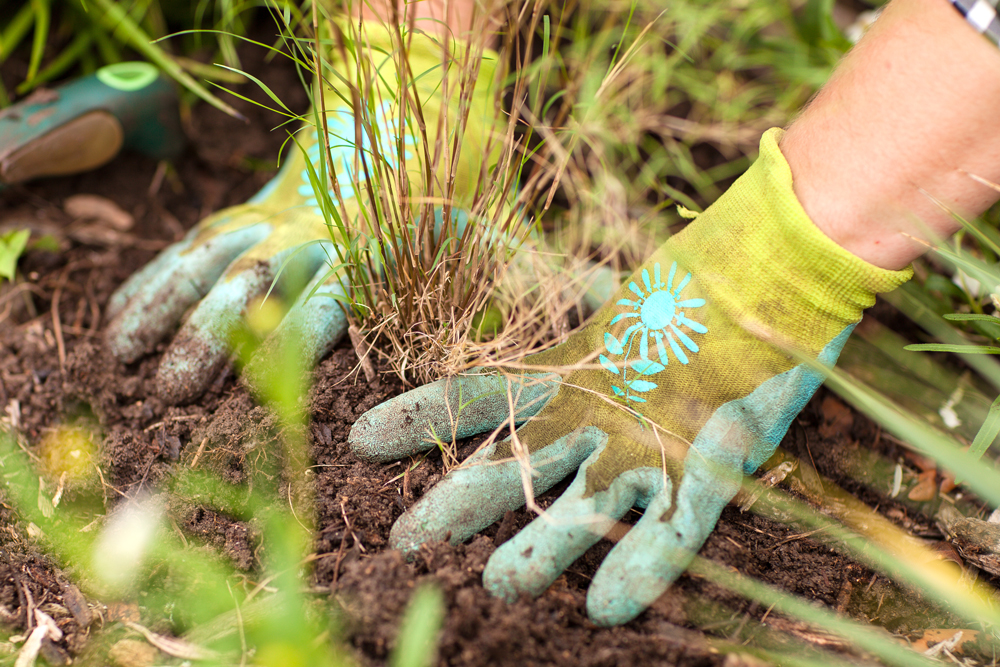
[349,128,911,626]
[0,62,182,185]
[104,24,500,404]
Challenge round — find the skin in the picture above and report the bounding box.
[782,0,1000,271]
[356,0,500,47]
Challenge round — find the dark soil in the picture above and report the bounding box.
[0,19,995,667]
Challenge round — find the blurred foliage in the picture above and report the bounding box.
[0,0,256,113]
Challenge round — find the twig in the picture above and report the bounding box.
[189,437,209,468]
[144,414,201,432]
[340,499,365,553]
[50,267,69,370]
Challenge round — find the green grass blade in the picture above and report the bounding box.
[17,31,93,94]
[264,239,329,303]
[390,584,445,667]
[952,209,1000,258]
[0,2,35,65]
[206,80,298,119]
[903,343,1000,354]
[970,393,1000,460]
[214,63,293,113]
[943,313,1000,324]
[26,0,50,84]
[690,558,938,667]
[821,361,1000,507]
[155,29,314,71]
[926,240,1000,298]
[886,285,1000,391]
[87,0,244,120]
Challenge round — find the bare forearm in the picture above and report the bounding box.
[356,0,499,46]
[781,0,1000,270]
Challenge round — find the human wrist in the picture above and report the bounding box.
[671,129,910,350]
[780,0,1000,271]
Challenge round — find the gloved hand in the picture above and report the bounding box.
[349,129,911,626]
[104,24,500,404]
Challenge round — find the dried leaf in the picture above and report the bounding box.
[908,470,938,501]
[60,581,92,628]
[910,628,979,654]
[64,194,134,230]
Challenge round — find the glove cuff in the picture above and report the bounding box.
[672,127,912,352]
[329,20,503,206]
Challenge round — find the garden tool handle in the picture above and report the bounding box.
[0,61,183,186]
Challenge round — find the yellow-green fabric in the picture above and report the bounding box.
[349,127,913,626]
[498,128,911,495]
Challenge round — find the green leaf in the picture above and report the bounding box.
[942,313,1000,324]
[904,344,1000,355]
[29,234,61,252]
[969,393,1000,461]
[0,229,30,281]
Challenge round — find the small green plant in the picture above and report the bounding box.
[905,312,1000,462]
[390,584,445,667]
[0,228,29,282]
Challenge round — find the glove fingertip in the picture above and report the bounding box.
[482,550,525,603]
[155,335,224,405]
[387,510,446,555]
[586,588,645,627]
[348,384,451,462]
[348,404,411,463]
[105,316,154,364]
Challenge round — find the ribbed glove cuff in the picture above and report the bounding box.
[674,128,912,350]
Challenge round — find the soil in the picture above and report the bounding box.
[1,18,996,667]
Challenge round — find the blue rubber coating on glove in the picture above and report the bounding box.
[241,264,350,396]
[389,426,605,553]
[153,240,328,404]
[484,443,665,601]
[584,325,854,626]
[106,223,269,363]
[106,239,189,320]
[349,371,560,462]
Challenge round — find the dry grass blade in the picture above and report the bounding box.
[125,621,220,661]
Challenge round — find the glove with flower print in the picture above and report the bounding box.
[104,24,500,404]
[348,128,911,626]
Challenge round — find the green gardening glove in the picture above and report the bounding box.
[349,129,911,625]
[104,24,500,404]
